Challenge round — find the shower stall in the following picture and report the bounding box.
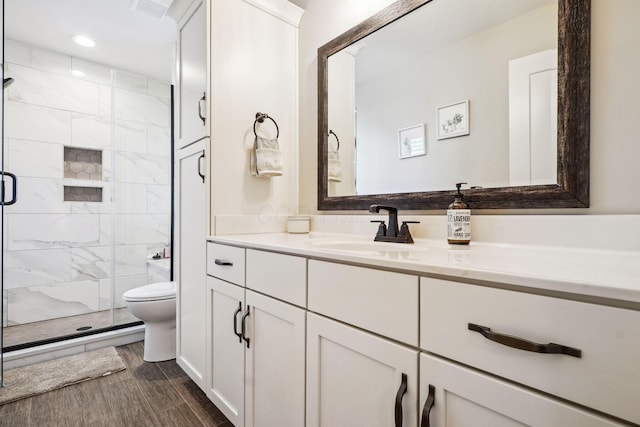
[1,39,173,353]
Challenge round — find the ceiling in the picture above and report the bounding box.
[4,0,310,83]
[4,0,178,82]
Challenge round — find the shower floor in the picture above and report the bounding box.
[3,308,139,349]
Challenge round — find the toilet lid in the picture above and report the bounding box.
[123,281,176,302]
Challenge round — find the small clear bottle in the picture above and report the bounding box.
[447,183,471,245]
[162,242,171,258]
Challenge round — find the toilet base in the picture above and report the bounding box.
[142,320,176,362]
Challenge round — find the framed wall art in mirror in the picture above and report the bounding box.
[398,124,426,159]
[437,100,470,141]
[317,0,590,210]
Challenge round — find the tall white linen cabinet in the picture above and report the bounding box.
[173,0,303,412]
[175,0,209,389]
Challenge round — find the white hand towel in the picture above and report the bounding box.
[251,136,283,177]
[328,149,342,182]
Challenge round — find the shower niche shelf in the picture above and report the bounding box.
[64,186,103,202]
[64,147,102,180]
[63,147,104,202]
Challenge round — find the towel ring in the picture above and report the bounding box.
[329,129,340,151]
[254,112,279,139]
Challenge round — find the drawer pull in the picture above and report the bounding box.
[394,373,407,427]
[468,323,582,358]
[214,259,233,266]
[241,306,251,349]
[420,384,435,427]
[233,302,243,343]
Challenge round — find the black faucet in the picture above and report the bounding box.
[369,205,399,237]
[369,205,418,243]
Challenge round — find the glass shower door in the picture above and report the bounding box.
[0,49,171,351]
[109,69,172,327]
[0,2,174,385]
[1,0,7,383]
[0,55,120,347]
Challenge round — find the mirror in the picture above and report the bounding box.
[318,0,590,210]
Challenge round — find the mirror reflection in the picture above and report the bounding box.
[327,0,558,197]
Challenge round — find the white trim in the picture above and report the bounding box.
[241,0,304,27]
[292,24,300,214]
[175,0,204,28]
[3,325,145,370]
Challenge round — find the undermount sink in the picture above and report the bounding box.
[306,240,429,255]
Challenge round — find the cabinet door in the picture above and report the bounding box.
[245,290,305,427]
[176,0,207,148]
[175,141,207,387]
[419,354,624,427]
[307,313,418,427]
[206,277,245,427]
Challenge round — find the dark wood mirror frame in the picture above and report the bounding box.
[317,0,590,210]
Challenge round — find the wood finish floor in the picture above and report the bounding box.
[0,342,232,427]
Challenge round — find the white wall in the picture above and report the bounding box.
[588,0,640,214]
[299,0,640,215]
[209,0,302,225]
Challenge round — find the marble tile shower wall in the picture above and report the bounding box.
[2,40,171,327]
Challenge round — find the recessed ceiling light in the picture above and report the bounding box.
[71,35,96,47]
[72,69,86,78]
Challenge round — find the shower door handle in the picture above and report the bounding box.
[0,172,18,206]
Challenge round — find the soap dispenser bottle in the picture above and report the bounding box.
[447,183,471,245]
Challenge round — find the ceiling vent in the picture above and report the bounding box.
[130,0,174,19]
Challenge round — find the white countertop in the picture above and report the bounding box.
[208,232,640,305]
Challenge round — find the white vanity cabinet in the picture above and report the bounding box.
[419,354,622,427]
[206,243,306,427]
[204,236,640,426]
[306,313,418,427]
[206,275,245,425]
[307,260,419,346]
[306,260,420,426]
[420,277,639,426]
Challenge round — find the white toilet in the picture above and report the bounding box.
[123,281,176,362]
